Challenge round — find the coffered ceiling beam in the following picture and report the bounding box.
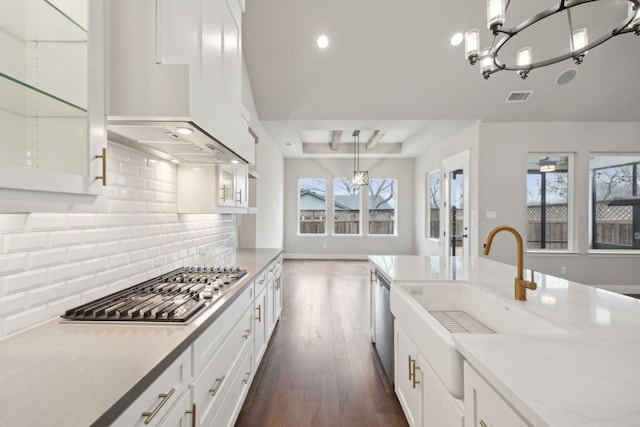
[330,130,342,151]
[366,130,387,150]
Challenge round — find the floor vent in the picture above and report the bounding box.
[505,90,533,103]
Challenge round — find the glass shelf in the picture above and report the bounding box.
[0,71,86,117]
[0,0,87,43]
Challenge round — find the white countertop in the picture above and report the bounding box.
[369,255,640,427]
[0,248,282,427]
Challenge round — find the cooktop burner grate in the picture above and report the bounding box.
[61,266,248,323]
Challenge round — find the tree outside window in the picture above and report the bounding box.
[368,178,396,235]
[590,154,640,250]
[428,171,440,239]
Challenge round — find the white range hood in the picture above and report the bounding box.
[107,119,247,164]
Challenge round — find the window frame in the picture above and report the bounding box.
[297,177,327,236]
[332,177,362,236]
[368,177,397,237]
[525,152,575,252]
[589,153,640,251]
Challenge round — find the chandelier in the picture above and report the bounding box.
[464,0,640,79]
[351,130,368,186]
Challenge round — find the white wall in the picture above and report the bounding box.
[477,121,640,288]
[284,157,414,258]
[414,121,640,289]
[238,60,284,249]
[0,142,239,339]
[414,123,480,256]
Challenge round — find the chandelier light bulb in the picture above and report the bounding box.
[517,47,532,79]
[465,29,480,64]
[487,0,506,34]
[629,3,640,29]
[480,48,495,79]
[571,28,588,51]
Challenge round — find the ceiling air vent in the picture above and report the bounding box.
[505,91,533,103]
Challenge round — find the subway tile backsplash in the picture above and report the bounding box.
[0,142,237,339]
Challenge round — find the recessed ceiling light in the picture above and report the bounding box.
[317,34,329,49]
[556,68,578,85]
[170,159,180,163]
[175,127,193,135]
[230,159,240,164]
[450,32,464,46]
[285,141,293,147]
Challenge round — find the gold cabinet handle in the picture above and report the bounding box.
[95,147,107,186]
[236,189,242,203]
[141,387,175,424]
[220,187,226,202]
[412,364,421,389]
[256,305,262,322]
[479,421,488,427]
[185,403,196,427]
[209,375,225,396]
[408,355,414,381]
[242,329,251,339]
[242,370,252,384]
[370,270,375,284]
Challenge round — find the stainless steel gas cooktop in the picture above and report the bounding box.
[61,266,248,323]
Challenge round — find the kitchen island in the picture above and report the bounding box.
[369,255,640,427]
[0,248,282,427]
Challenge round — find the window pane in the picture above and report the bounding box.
[428,171,440,239]
[526,154,569,249]
[299,178,326,235]
[334,178,361,235]
[369,178,396,235]
[590,154,640,250]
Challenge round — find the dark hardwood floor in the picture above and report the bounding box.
[235,259,408,427]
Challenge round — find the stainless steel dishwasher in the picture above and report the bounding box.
[374,270,393,383]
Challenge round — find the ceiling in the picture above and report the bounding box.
[242,0,640,159]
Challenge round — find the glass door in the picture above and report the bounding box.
[443,150,470,259]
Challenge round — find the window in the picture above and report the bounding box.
[333,178,361,235]
[428,170,441,239]
[590,154,640,250]
[298,178,326,235]
[368,178,396,235]
[526,154,570,250]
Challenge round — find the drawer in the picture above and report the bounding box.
[205,343,254,427]
[193,282,253,373]
[192,304,254,425]
[254,268,268,294]
[111,349,191,427]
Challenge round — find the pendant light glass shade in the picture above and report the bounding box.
[487,0,506,34]
[517,47,531,66]
[464,29,480,63]
[480,48,496,78]
[351,130,368,186]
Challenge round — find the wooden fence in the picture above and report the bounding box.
[300,209,395,235]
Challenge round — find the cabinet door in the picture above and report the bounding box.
[235,163,249,208]
[395,324,422,427]
[419,353,464,427]
[464,362,528,427]
[0,0,106,204]
[254,285,268,366]
[218,164,236,207]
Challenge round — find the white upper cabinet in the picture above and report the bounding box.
[0,0,107,209]
[106,0,255,164]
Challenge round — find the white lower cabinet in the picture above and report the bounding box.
[111,256,284,426]
[111,350,192,427]
[395,323,464,427]
[464,362,528,427]
[253,282,268,366]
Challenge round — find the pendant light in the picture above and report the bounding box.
[351,130,368,186]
